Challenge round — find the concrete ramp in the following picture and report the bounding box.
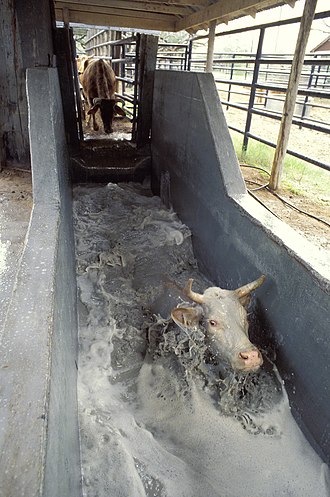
[151,70,330,463]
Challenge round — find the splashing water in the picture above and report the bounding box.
[73,181,329,497]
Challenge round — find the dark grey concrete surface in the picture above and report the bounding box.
[151,70,330,463]
[0,68,81,497]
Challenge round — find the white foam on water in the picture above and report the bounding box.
[73,182,330,497]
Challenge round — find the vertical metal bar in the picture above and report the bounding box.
[314,57,321,87]
[264,62,270,108]
[121,43,126,98]
[243,27,265,151]
[107,28,111,59]
[184,44,188,71]
[187,39,193,71]
[226,54,235,110]
[300,57,315,128]
[70,28,84,141]
[132,33,140,142]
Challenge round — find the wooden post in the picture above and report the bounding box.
[206,20,216,73]
[269,0,317,190]
[54,28,80,152]
[0,0,54,169]
[136,34,159,149]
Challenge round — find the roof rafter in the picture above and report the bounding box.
[57,0,190,16]
[55,7,176,30]
[54,0,298,32]
[132,0,209,5]
[56,3,177,22]
[175,0,288,30]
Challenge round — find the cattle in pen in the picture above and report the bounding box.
[80,58,125,134]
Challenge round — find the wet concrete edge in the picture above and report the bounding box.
[0,68,81,496]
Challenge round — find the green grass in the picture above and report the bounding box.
[231,135,330,201]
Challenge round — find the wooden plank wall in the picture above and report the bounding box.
[0,0,55,169]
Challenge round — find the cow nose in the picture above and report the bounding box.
[239,349,263,369]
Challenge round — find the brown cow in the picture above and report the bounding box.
[76,54,93,82]
[80,58,125,134]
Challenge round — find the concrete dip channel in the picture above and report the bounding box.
[0,67,329,496]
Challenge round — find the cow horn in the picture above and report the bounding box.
[234,275,266,298]
[184,278,204,304]
[93,97,102,105]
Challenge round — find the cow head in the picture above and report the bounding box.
[88,98,126,134]
[171,276,265,373]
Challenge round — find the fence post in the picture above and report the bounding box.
[243,27,265,151]
[206,20,216,72]
[186,39,193,71]
[54,27,80,152]
[136,34,159,148]
[269,0,317,191]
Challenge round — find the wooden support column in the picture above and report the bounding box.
[54,27,80,152]
[205,20,216,73]
[269,0,317,190]
[0,0,54,169]
[136,34,159,149]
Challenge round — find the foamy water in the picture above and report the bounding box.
[73,182,330,497]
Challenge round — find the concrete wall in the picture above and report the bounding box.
[0,68,81,496]
[151,70,330,463]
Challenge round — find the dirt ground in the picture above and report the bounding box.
[240,165,330,251]
[220,94,330,252]
[0,168,33,213]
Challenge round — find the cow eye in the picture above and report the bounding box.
[209,320,217,327]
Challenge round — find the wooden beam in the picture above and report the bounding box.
[269,0,317,190]
[205,20,216,72]
[175,0,285,31]
[55,8,176,30]
[55,0,189,16]
[56,3,176,22]
[127,0,209,5]
[242,7,258,17]
[285,0,296,7]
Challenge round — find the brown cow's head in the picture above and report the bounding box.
[88,98,126,134]
[171,276,265,373]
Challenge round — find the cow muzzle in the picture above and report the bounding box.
[238,349,263,371]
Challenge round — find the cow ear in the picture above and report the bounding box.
[171,307,201,331]
[114,104,126,117]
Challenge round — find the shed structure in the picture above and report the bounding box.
[0,2,329,497]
